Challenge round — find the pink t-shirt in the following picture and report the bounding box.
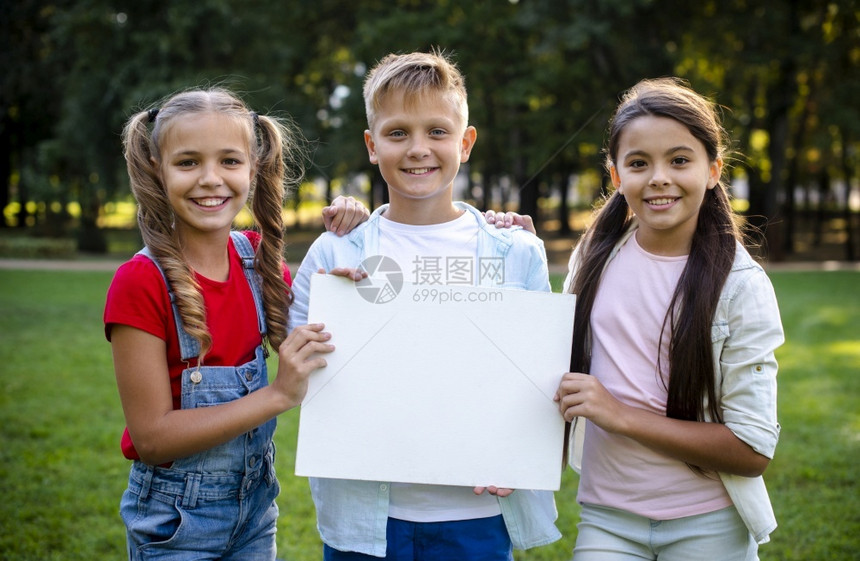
[577,233,732,520]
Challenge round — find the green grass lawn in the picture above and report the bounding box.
[0,269,857,560]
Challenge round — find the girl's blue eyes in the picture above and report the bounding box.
[175,159,242,167]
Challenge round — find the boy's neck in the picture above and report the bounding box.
[383,199,464,225]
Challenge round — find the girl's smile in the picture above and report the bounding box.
[645,197,680,207]
[157,112,253,240]
[610,115,722,256]
[192,196,230,208]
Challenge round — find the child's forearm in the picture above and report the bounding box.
[614,406,771,477]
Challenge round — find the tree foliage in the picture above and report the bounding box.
[2,0,857,259]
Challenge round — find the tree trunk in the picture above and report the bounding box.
[14,148,32,229]
[0,116,10,229]
[814,168,828,247]
[557,170,572,237]
[840,127,857,261]
[481,170,492,211]
[76,179,107,253]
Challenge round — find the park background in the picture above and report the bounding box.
[1,1,858,560]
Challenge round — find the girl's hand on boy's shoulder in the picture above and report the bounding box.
[483,210,536,235]
[473,486,514,497]
[323,196,371,236]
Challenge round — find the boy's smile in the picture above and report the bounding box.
[365,91,476,224]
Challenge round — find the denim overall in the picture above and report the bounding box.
[121,232,280,561]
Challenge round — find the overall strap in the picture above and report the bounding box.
[135,232,268,363]
[229,231,267,338]
[135,246,200,362]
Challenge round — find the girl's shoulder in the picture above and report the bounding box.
[108,253,170,304]
[724,243,769,292]
[729,241,763,272]
[230,230,292,285]
[718,243,780,315]
[113,252,163,285]
[234,229,261,250]
[105,254,172,341]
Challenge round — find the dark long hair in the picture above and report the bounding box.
[570,78,739,429]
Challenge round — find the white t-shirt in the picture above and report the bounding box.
[377,211,502,523]
[578,232,733,520]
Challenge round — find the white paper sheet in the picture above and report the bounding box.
[295,274,575,491]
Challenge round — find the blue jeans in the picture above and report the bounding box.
[323,515,514,561]
[123,240,281,560]
[120,346,280,560]
[573,503,757,561]
[121,459,280,560]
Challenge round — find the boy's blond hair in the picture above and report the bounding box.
[363,50,469,131]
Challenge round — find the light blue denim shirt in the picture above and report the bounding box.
[564,222,784,544]
[289,202,562,556]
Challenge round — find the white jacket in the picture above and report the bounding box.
[564,222,784,544]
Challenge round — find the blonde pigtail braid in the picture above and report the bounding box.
[158,257,212,361]
[250,114,300,352]
[122,108,212,361]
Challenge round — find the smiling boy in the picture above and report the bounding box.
[289,50,560,560]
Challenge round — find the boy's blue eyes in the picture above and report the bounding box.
[386,129,448,138]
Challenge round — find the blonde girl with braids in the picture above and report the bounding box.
[105,88,336,560]
[554,78,784,560]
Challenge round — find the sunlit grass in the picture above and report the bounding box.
[0,269,857,560]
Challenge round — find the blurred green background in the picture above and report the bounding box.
[0,269,858,560]
[2,0,858,264]
[1,2,858,559]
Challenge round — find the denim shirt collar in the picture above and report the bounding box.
[345,202,516,272]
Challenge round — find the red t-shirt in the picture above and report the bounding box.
[104,231,292,459]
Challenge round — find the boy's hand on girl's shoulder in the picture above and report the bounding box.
[473,486,514,498]
[483,210,536,235]
[323,195,371,236]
